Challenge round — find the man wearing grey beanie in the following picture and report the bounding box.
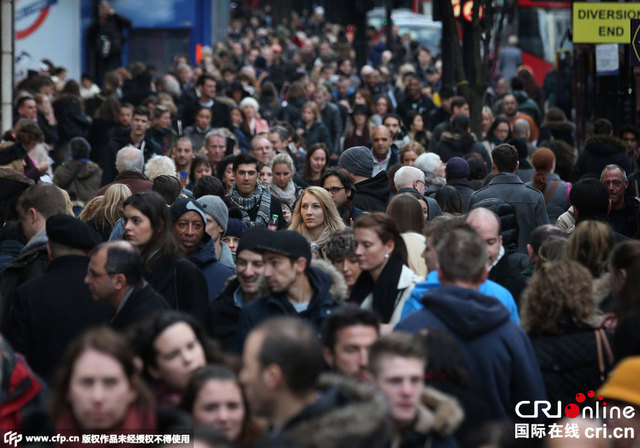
[197,195,235,269]
[338,146,390,212]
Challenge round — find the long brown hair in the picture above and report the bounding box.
[50,327,155,421]
[531,147,556,193]
[353,212,408,265]
[181,365,264,447]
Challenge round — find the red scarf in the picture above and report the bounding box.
[55,405,156,448]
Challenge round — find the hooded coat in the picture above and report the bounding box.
[280,374,390,448]
[352,171,391,212]
[396,285,546,420]
[53,160,102,204]
[391,387,463,448]
[234,259,348,352]
[576,135,632,179]
[0,337,46,433]
[435,131,492,171]
[188,237,234,303]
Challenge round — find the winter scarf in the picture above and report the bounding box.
[270,180,298,209]
[349,255,404,323]
[229,180,272,227]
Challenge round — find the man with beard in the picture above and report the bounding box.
[170,137,195,186]
[321,305,379,381]
[209,227,269,351]
[234,230,346,352]
[170,198,233,302]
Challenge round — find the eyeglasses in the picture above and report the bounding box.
[324,187,345,194]
[86,267,113,279]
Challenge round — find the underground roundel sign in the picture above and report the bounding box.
[15,0,57,40]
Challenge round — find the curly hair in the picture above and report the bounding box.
[521,260,595,334]
[566,220,614,277]
[324,227,357,261]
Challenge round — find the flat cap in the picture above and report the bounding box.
[46,215,102,250]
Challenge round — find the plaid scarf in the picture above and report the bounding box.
[229,181,272,227]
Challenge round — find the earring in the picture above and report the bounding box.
[384,253,390,259]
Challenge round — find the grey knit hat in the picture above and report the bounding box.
[197,195,228,233]
[339,146,374,178]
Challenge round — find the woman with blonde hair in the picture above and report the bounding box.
[399,141,425,167]
[566,220,615,306]
[289,186,345,258]
[87,183,132,240]
[269,153,302,210]
[526,147,571,222]
[521,260,611,405]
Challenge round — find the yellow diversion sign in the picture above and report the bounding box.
[573,2,640,44]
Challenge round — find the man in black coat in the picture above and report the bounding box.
[101,105,162,185]
[6,215,113,383]
[0,184,68,332]
[85,241,169,331]
[576,118,632,179]
[338,146,389,212]
[209,227,269,351]
[466,207,528,304]
[181,74,232,130]
[445,157,475,212]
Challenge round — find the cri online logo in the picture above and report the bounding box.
[516,390,636,420]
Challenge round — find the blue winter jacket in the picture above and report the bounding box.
[189,237,234,303]
[401,271,520,324]
[396,285,546,420]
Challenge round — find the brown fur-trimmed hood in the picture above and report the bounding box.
[583,134,628,156]
[284,373,390,448]
[310,258,349,302]
[414,386,465,436]
[222,258,348,302]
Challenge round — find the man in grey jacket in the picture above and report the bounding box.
[469,144,549,254]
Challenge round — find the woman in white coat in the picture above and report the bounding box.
[350,212,423,326]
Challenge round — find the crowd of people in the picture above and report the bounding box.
[1,3,640,448]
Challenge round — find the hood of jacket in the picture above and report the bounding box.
[584,134,628,156]
[0,337,43,428]
[74,160,102,181]
[355,171,390,204]
[21,230,48,256]
[308,258,349,303]
[189,236,217,267]
[439,131,477,155]
[284,373,389,448]
[413,386,464,437]
[512,89,531,104]
[420,285,510,338]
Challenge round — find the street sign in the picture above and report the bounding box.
[573,2,640,44]
[632,19,640,67]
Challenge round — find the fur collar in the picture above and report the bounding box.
[310,258,349,302]
[414,386,464,436]
[285,373,389,448]
[584,134,628,154]
[223,258,348,303]
[0,168,33,185]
